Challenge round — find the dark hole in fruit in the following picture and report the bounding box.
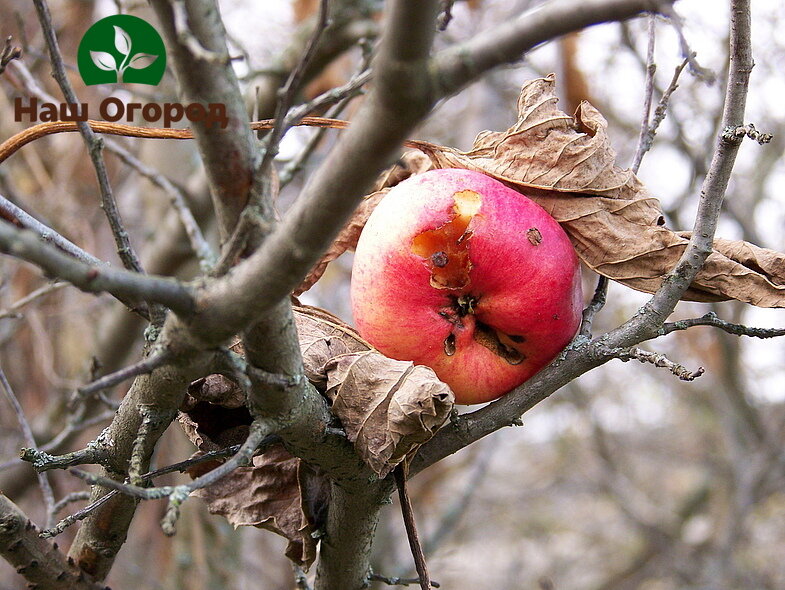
[527,227,542,245]
[473,322,525,365]
[432,251,449,267]
[444,333,457,356]
[508,334,526,343]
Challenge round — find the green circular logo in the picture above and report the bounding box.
[78,15,166,86]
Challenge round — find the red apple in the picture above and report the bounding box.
[350,168,583,404]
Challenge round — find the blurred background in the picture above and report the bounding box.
[1,0,784,588]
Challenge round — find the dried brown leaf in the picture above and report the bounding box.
[412,74,785,308]
[293,306,454,477]
[326,354,453,477]
[192,444,327,567]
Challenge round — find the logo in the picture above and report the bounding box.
[77,15,165,85]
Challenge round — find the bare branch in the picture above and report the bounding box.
[67,420,276,536]
[633,56,691,170]
[0,195,105,266]
[50,492,92,517]
[0,493,106,590]
[599,345,705,381]
[661,312,785,339]
[631,14,657,173]
[103,140,216,271]
[261,0,333,167]
[433,0,675,99]
[0,223,196,317]
[40,442,250,539]
[0,366,56,526]
[20,433,109,473]
[77,349,172,397]
[0,35,21,75]
[642,0,752,321]
[394,466,431,590]
[580,275,609,339]
[0,280,67,320]
[32,0,147,278]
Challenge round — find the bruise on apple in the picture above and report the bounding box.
[410,189,480,289]
[410,188,528,367]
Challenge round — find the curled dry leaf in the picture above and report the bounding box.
[293,151,433,296]
[294,306,454,477]
[412,74,785,308]
[191,444,328,567]
[178,304,453,563]
[181,365,327,565]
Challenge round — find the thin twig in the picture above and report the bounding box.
[631,14,657,174]
[51,491,91,516]
[660,312,785,339]
[580,275,609,338]
[285,66,371,125]
[0,365,56,527]
[39,442,254,538]
[0,280,67,320]
[103,139,216,270]
[660,3,715,82]
[279,92,359,188]
[0,35,22,75]
[0,222,196,317]
[32,0,149,282]
[394,465,431,590]
[67,421,275,535]
[0,194,105,266]
[77,349,171,397]
[260,0,332,167]
[600,345,705,381]
[20,441,109,473]
[636,56,690,165]
[370,573,441,588]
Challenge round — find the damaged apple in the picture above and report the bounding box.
[350,168,583,404]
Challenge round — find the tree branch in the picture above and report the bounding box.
[0,223,196,317]
[32,0,147,277]
[0,493,107,590]
[433,0,675,99]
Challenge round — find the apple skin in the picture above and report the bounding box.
[350,168,583,404]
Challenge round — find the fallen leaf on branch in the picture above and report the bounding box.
[191,444,328,567]
[294,306,454,477]
[408,74,785,308]
[178,305,454,563]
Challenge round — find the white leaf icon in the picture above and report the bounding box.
[114,25,132,56]
[90,51,117,72]
[127,53,158,70]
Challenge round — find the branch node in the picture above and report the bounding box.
[721,123,773,146]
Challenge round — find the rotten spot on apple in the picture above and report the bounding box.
[410,189,480,289]
[351,168,583,404]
